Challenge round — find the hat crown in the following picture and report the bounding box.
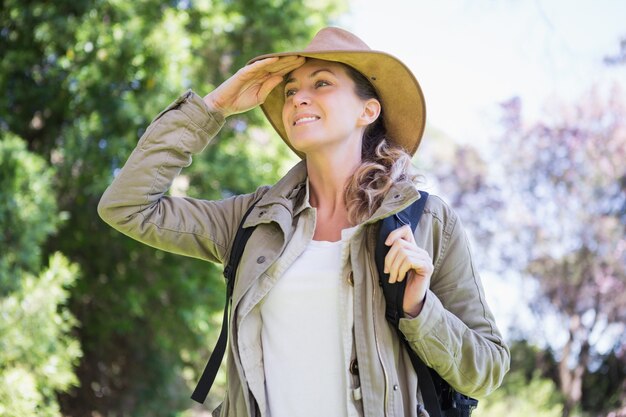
[304,27,371,53]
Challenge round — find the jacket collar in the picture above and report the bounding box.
[243,160,309,231]
[244,159,423,228]
[364,181,422,225]
[257,160,308,209]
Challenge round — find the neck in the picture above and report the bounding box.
[305,144,361,213]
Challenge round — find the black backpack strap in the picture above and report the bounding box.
[375,192,429,328]
[191,200,259,404]
[375,192,444,417]
[375,191,478,417]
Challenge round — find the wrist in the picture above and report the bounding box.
[202,94,230,118]
[404,293,426,318]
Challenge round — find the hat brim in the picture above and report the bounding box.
[248,50,426,158]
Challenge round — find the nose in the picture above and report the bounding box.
[292,89,311,107]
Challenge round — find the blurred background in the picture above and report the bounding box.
[1,0,624,416]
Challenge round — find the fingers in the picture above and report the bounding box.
[233,56,304,102]
[266,55,306,75]
[385,246,406,283]
[208,56,305,116]
[385,224,415,246]
[256,57,305,100]
[394,251,433,283]
[385,245,432,283]
[384,225,432,283]
[383,225,415,279]
[257,74,286,102]
[384,239,411,274]
[243,55,305,79]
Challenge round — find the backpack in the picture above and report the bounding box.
[191,192,478,417]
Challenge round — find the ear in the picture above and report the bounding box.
[358,98,381,127]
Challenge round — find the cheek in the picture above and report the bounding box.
[337,101,365,128]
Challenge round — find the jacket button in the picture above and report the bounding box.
[393,384,399,391]
[256,256,266,264]
[258,210,266,217]
[349,359,359,376]
[347,271,354,286]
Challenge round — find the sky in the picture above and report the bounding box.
[338,0,626,344]
[337,0,626,146]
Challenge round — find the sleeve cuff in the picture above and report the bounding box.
[398,289,446,342]
[153,89,226,136]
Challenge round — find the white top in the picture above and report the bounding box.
[260,228,358,417]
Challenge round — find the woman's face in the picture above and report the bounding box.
[281,59,378,156]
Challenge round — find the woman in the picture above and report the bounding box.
[98,27,509,417]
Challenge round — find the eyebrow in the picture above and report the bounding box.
[284,68,336,86]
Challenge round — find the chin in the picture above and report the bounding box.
[288,136,323,154]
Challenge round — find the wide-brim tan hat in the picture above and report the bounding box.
[247,26,426,158]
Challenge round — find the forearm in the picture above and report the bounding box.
[98,90,234,263]
[399,291,509,397]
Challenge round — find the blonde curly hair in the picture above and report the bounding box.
[342,65,420,225]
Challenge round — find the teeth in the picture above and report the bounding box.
[294,116,318,126]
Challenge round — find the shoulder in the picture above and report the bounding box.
[417,193,471,276]
[252,184,273,200]
[220,184,272,229]
[421,193,460,235]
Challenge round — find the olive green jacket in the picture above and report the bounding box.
[98,90,510,417]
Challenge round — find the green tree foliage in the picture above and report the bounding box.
[0,135,81,416]
[1,0,345,415]
[0,253,81,417]
[582,350,626,415]
[0,133,60,290]
[476,340,564,417]
[477,372,564,417]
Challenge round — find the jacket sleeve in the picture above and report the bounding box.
[398,196,510,398]
[97,89,268,265]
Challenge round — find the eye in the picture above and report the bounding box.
[315,80,331,88]
[285,88,296,98]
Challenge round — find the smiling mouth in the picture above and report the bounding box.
[293,116,320,126]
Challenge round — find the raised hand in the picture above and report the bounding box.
[203,56,306,117]
[384,225,434,317]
